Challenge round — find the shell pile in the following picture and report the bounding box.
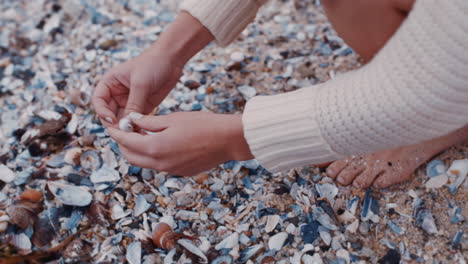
[0,0,466,263]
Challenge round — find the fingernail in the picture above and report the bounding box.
[104,116,114,124]
[128,112,143,120]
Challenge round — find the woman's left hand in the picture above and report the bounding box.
[107,112,254,176]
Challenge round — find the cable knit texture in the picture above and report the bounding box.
[184,0,468,173]
[180,0,268,46]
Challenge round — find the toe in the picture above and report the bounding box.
[373,170,411,188]
[353,168,383,189]
[326,160,348,179]
[336,164,364,186]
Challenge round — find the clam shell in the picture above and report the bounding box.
[47,181,92,206]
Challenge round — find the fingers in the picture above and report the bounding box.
[119,146,158,169]
[124,83,147,116]
[92,81,117,124]
[132,115,169,132]
[107,127,156,154]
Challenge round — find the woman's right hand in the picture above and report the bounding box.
[92,11,214,127]
[92,49,183,127]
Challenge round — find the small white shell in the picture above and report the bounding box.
[119,117,134,132]
[268,232,287,251]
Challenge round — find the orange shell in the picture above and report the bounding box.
[152,222,176,249]
[19,189,43,203]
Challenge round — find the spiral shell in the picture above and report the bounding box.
[152,222,176,249]
[152,222,198,250]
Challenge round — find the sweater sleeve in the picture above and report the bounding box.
[242,0,468,173]
[180,0,268,47]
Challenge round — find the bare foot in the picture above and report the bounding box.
[325,125,468,188]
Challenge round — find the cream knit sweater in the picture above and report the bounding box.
[181,0,468,173]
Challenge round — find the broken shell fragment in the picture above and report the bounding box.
[126,241,142,264]
[0,164,15,183]
[47,181,92,206]
[268,232,288,251]
[178,239,208,264]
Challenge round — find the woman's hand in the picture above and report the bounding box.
[107,112,254,176]
[92,12,214,127]
[92,50,183,126]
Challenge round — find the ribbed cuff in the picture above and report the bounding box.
[242,88,341,173]
[180,0,262,47]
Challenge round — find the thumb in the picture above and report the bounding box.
[124,83,147,116]
[132,115,169,132]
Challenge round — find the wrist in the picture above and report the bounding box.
[221,114,254,161]
[147,11,214,67]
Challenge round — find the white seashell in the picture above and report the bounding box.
[47,181,92,206]
[175,210,199,221]
[237,85,257,100]
[447,159,468,177]
[64,147,82,165]
[163,248,176,264]
[316,183,338,207]
[215,232,239,250]
[66,114,79,134]
[0,221,8,232]
[133,194,150,217]
[346,219,359,233]
[230,51,245,62]
[158,215,177,229]
[126,241,141,264]
[111,204,131,220]
[265,215,280,233]
[198,237,211,253]
[318,226,332,245]
[338,210,356,223]
[119,117,134,132]
[336,249,350,264]
[178,239,208,263]
[12,233,31,251]
[425,174,448,189]
[286,223,297,235]
[90,165,120,183]
[0,165,15,183]
[268,232,288,251]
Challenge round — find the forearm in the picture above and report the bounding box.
[146,12,214,66]
[242,0,468,172]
